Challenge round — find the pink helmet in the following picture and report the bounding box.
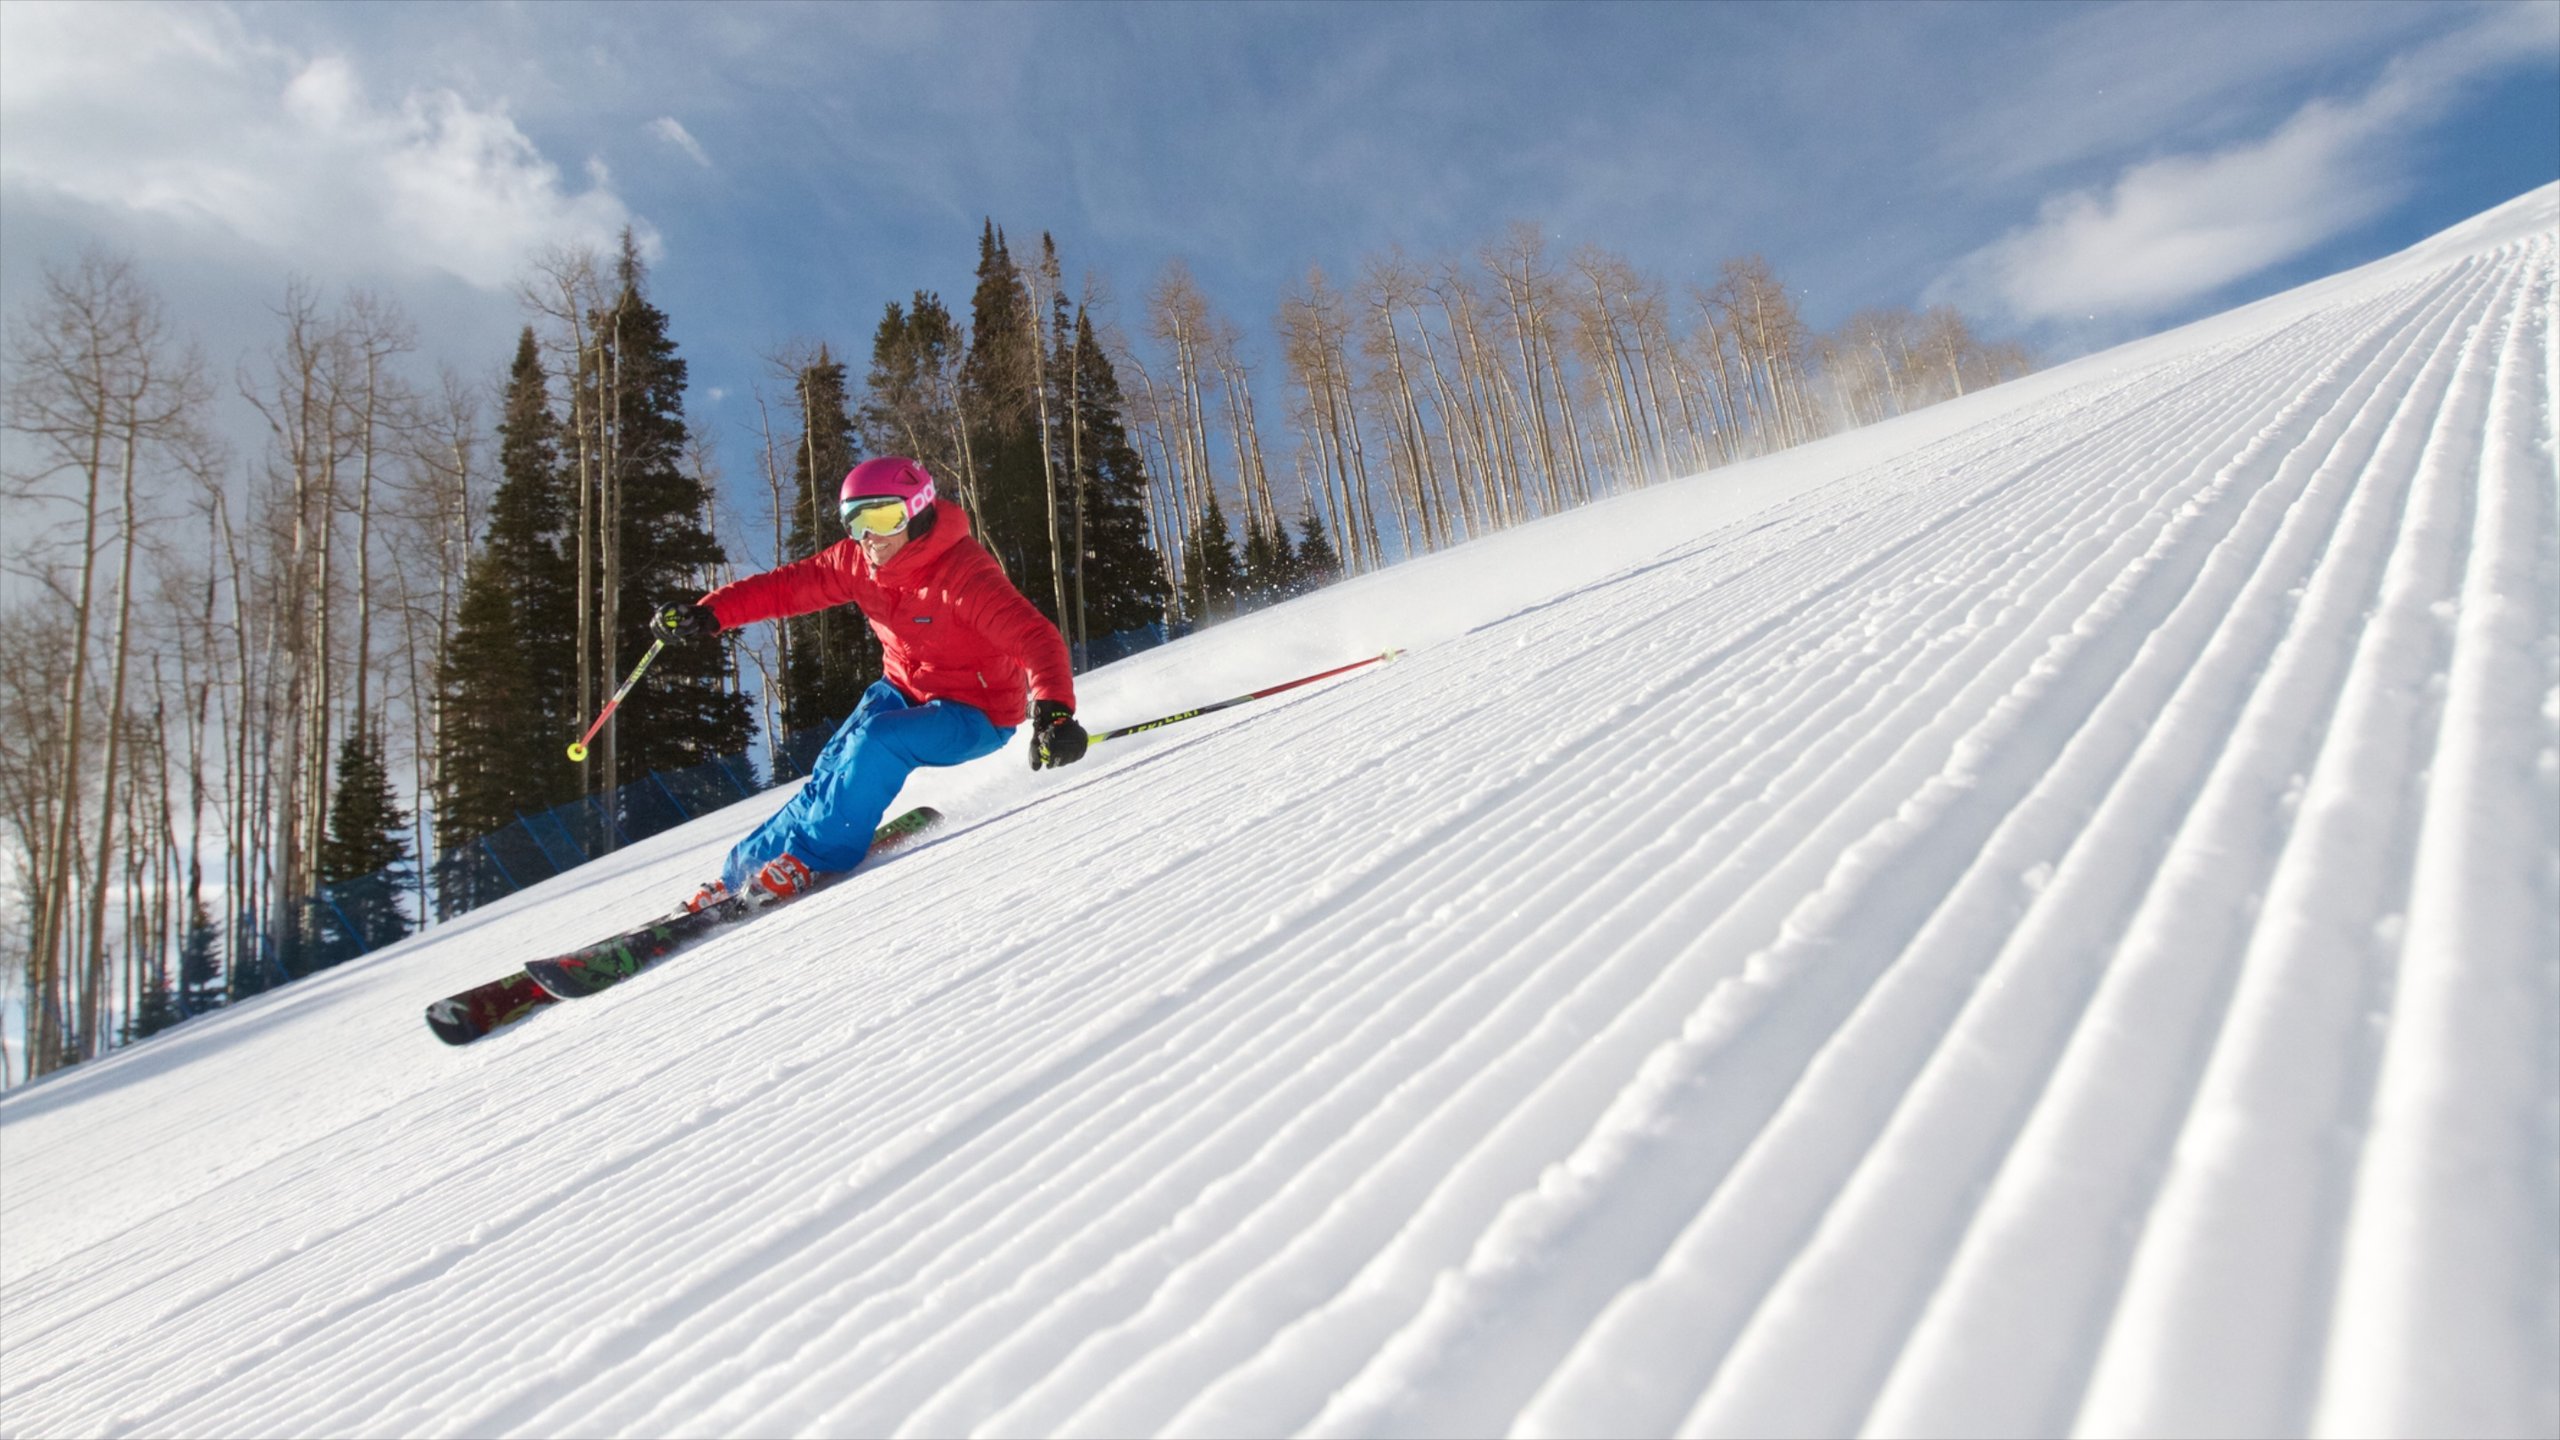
[839,456,937,534]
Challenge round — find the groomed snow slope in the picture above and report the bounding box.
[3,187,2554,1440]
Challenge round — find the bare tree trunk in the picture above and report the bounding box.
[1064,308,1090,663]
[599,295,626,821]
[750,384,792,731]
[1022,248,1071,626]
[180,508,216,1004]
[1434,270,1516,529]
[794,360,835,693]
[1627,289,1680,476]
[79,415,145,1057]
[1361,258,1447,553]
[1124,359,1191,606]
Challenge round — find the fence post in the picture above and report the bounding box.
[714,752,756,797]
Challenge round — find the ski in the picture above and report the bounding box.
[424,971,556,1047]
[424,806,943,1044]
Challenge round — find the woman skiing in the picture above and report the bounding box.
[652,456,1085,910]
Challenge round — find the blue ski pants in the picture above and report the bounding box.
[723,680,1012,891]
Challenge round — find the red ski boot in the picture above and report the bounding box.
[680,879,732,915]
[748,854,815,907]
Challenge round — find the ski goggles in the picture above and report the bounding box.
[840,496,914,537]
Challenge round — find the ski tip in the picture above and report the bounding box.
[425,1000,481,1046]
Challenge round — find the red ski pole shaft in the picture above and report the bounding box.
[566,638,667,763]
[1089,649,1401,748]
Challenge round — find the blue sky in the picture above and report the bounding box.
[3,0,2554,542]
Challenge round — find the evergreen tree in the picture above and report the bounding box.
[1061,310,1169,645]
[960,222,1055,615]
[485,327,579,772]
[320,725,413,950]
[435,327,577,887]
[1239,511,1297,612]
[853,292,967,483]
[433,549,541,907]
[1182,490,1243,625]
[178,896,222,1016]
[1292,505,1342,595]
[780,346,876,732]
[229,921,276,1002]
[124,958,184,1042]
[586,245,755,781]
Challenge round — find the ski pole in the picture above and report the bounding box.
[1088,649,1401,749]
[566,638,667,763]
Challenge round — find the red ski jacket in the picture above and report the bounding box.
[700,502,1074,728]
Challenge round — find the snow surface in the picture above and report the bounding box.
[3,186,2555,1440]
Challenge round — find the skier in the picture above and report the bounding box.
[651,455,1086,911]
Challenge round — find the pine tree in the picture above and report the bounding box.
[434,550,542,902]
[178,896,222,1016]
[1062,310,1169,646]
[961,222,1055,616]
[586,248,755,781]
[1293,505,1342,595]
[1183,490,1243,625]
[124,960,184,1043]
[780,347,876,731]
[853,292,967,484]
[486,327,579,776]
[434,328,578,879]
[1239,511,1298,612]
[320,725,413,951]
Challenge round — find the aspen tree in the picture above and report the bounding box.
[1145,262,1225,544]
[6,253,205,1066]
[1920,305,1978,399]
[1482,225,1575,514]
[1116,349,1191,612]
[1358,252,1448,554]
[748,376,793,738]
[1430,263,1523,530]
[339,292,416,729]
[1020,237,1071,626]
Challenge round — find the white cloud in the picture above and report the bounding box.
[0,0,649,291]
[1933,4,2555,326]
[650,116,712,169]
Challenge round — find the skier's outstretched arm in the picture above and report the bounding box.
[694,544,864,631]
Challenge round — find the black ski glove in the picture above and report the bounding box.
[1030,699,1088,770]
[653,600,720,640]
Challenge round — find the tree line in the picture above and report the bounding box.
[0,217,2029,1083]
